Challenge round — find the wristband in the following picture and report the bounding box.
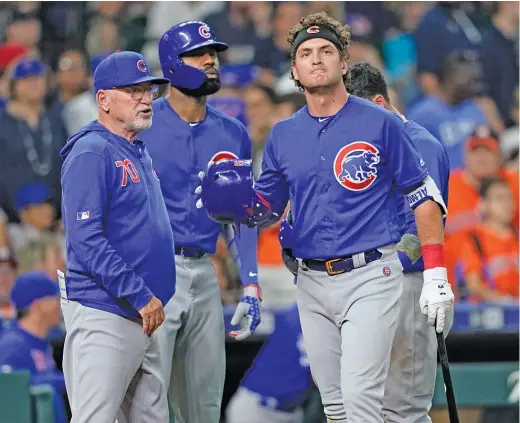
[421,244,444,269]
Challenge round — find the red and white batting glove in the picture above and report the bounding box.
[230,285,262,341]
[419,245,454,334]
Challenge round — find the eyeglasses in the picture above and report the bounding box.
[111,84,159,101]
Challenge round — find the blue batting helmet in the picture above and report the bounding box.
[201,159,254,225]
[159,21,228,90]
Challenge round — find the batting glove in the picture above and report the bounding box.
[420,267,455,334]
[230,285,262,341]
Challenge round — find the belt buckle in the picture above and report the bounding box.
[325,258,344,276]
[180,247,189,258]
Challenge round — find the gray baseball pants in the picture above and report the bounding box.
[296,244,403,423]
[61,300,168,423]
[154,255,226,423]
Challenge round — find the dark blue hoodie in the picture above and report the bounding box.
[60,121,176,318]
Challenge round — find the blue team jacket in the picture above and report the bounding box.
[60,121,176,318]
[0,324,67,423]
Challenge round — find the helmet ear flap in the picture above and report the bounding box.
[159,55,206,90]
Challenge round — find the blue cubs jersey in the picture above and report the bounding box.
[141,99,258,285]
[407,96,487,170]
[241,304,312,408]
[255,95,429,260]
[396,120,450,237]
[0,324,67,423]
[395,119,451,273]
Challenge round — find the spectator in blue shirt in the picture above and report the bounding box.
[414,2,483,98]
[414,2,506,133]
[0,271,67,423]
[0,57,68,223]
[407,51,488,170]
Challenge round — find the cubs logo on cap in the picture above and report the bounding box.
[307,26,320,34]
[199,24,211,39]
[136,59,147,72]
[334,142,380,191]
[210,151,239,163]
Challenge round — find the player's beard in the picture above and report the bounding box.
[125,113,152,132]
[175,75,221,98]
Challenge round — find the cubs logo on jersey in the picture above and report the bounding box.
[210,151,238,163]
[334,141,380,191]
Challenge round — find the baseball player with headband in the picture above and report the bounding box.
[139,21,260,423]
[195,12,454,423]
[279,62,454,422]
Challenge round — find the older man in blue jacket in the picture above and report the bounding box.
[59,51,174,423]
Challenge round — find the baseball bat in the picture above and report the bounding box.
[436,329,460,423]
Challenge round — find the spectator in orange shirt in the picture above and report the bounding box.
[445,126,519,294]
[459,177,518,303]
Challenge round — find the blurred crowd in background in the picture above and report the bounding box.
[0,2,517,423]
[0,0,518,320]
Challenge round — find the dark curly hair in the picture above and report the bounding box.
[287,12,351,91]
[347,62,391,102]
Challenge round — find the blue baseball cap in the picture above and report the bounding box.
[93,51,170,93]
[15,182,51,211]
[12,58,46,80]
[10,271,60,311]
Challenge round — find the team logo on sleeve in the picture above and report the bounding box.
[210,151,239,163]
[333,142,380,191]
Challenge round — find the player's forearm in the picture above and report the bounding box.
[414,200,444,246]
[413,200,446,270]
[224,224,260,286]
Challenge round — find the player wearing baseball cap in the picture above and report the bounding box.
[196,12,453,423]
[59,51,174,422]
[139,21,261,423]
